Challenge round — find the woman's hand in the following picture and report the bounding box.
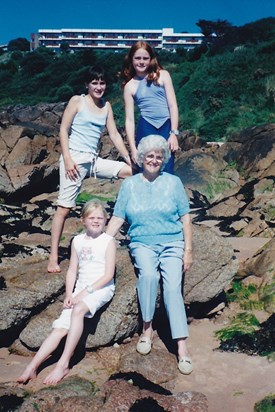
[183,249,193,272]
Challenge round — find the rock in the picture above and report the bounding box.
[17,376,98,412]
[238,237,275,313]
[184,225,238,303]
[6,373,208,412]
[0,385,27,412]
[101,377,208,412]
[223,123,275,180]
[12,248,139,350]
[175,150,240,203]
[0,258,65,346]
[118,343,177,384]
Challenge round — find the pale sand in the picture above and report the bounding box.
[1,318,274,412]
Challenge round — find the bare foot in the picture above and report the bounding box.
[43,365,69,385]
[17,365,37,383]
[47,259,61,273]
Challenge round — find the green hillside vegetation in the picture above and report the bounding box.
[0,18,274,141]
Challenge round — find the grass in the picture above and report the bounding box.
[75,191,114,205]
[215,312,260,342]
[204,179,233,201]
[254,394,275,412]
[226,279,265,311]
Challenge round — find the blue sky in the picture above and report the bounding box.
[1,0,274,45]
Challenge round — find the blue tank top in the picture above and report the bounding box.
[69,95,107,153]
[134,77,170,128]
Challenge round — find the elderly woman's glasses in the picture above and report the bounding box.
[145,154,163,163]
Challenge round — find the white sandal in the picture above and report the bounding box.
[136,335,152,355]
[178,356,193,375]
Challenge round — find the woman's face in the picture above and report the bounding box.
[132,48,151,76]
[87,78,106,100]
[142,150,164,175]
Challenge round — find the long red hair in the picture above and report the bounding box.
[120,41,162,86]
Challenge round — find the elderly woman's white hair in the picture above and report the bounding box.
[137,135,171,170]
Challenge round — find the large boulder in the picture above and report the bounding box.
[218,123,275,180]
[238,237,275,314]
[0,103,63,200]
[1,219,237,351]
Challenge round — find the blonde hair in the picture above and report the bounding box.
[81,199,108,220]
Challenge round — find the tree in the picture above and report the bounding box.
[60,42,70,53]
[8,37,30,52]
[196,19,234,39]
[21,49,51,75]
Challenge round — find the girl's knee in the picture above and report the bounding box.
[72,302,88,317]
[52,327,68,339]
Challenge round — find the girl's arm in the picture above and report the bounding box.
[124,82,138,163]
[161,70,179,152]
[105,102,131,165]
[180,213,193,272]
[59,95,81,180]
[63,240,79,308]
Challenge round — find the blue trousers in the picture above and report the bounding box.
[129,241,189,339]
[136,117,174,174]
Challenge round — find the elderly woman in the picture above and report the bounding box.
[106,134,193,374]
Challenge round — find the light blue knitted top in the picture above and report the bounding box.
[113,172,190,245]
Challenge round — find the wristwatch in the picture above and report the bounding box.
[169,129,179,136]
[86,285,94,294]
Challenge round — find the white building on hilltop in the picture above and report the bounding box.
[31,28,204,52]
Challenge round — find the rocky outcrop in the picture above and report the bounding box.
[0,103,64,199]
[7,374,208,412]
[1,104,274,238]
[237,237,275,314]
[175,124,275,238]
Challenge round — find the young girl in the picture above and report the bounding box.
[17,200,116,385]
[121,41,179,174]
[48,65,132,273]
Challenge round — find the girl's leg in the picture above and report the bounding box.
[48,157,88,273]
[17,328,68,383]
[43,301,89,385]
[47,206,70,273]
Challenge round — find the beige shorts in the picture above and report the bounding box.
[57,150,126,208]
[52,284,115,330]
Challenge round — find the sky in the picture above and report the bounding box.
[1,0,274,45]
